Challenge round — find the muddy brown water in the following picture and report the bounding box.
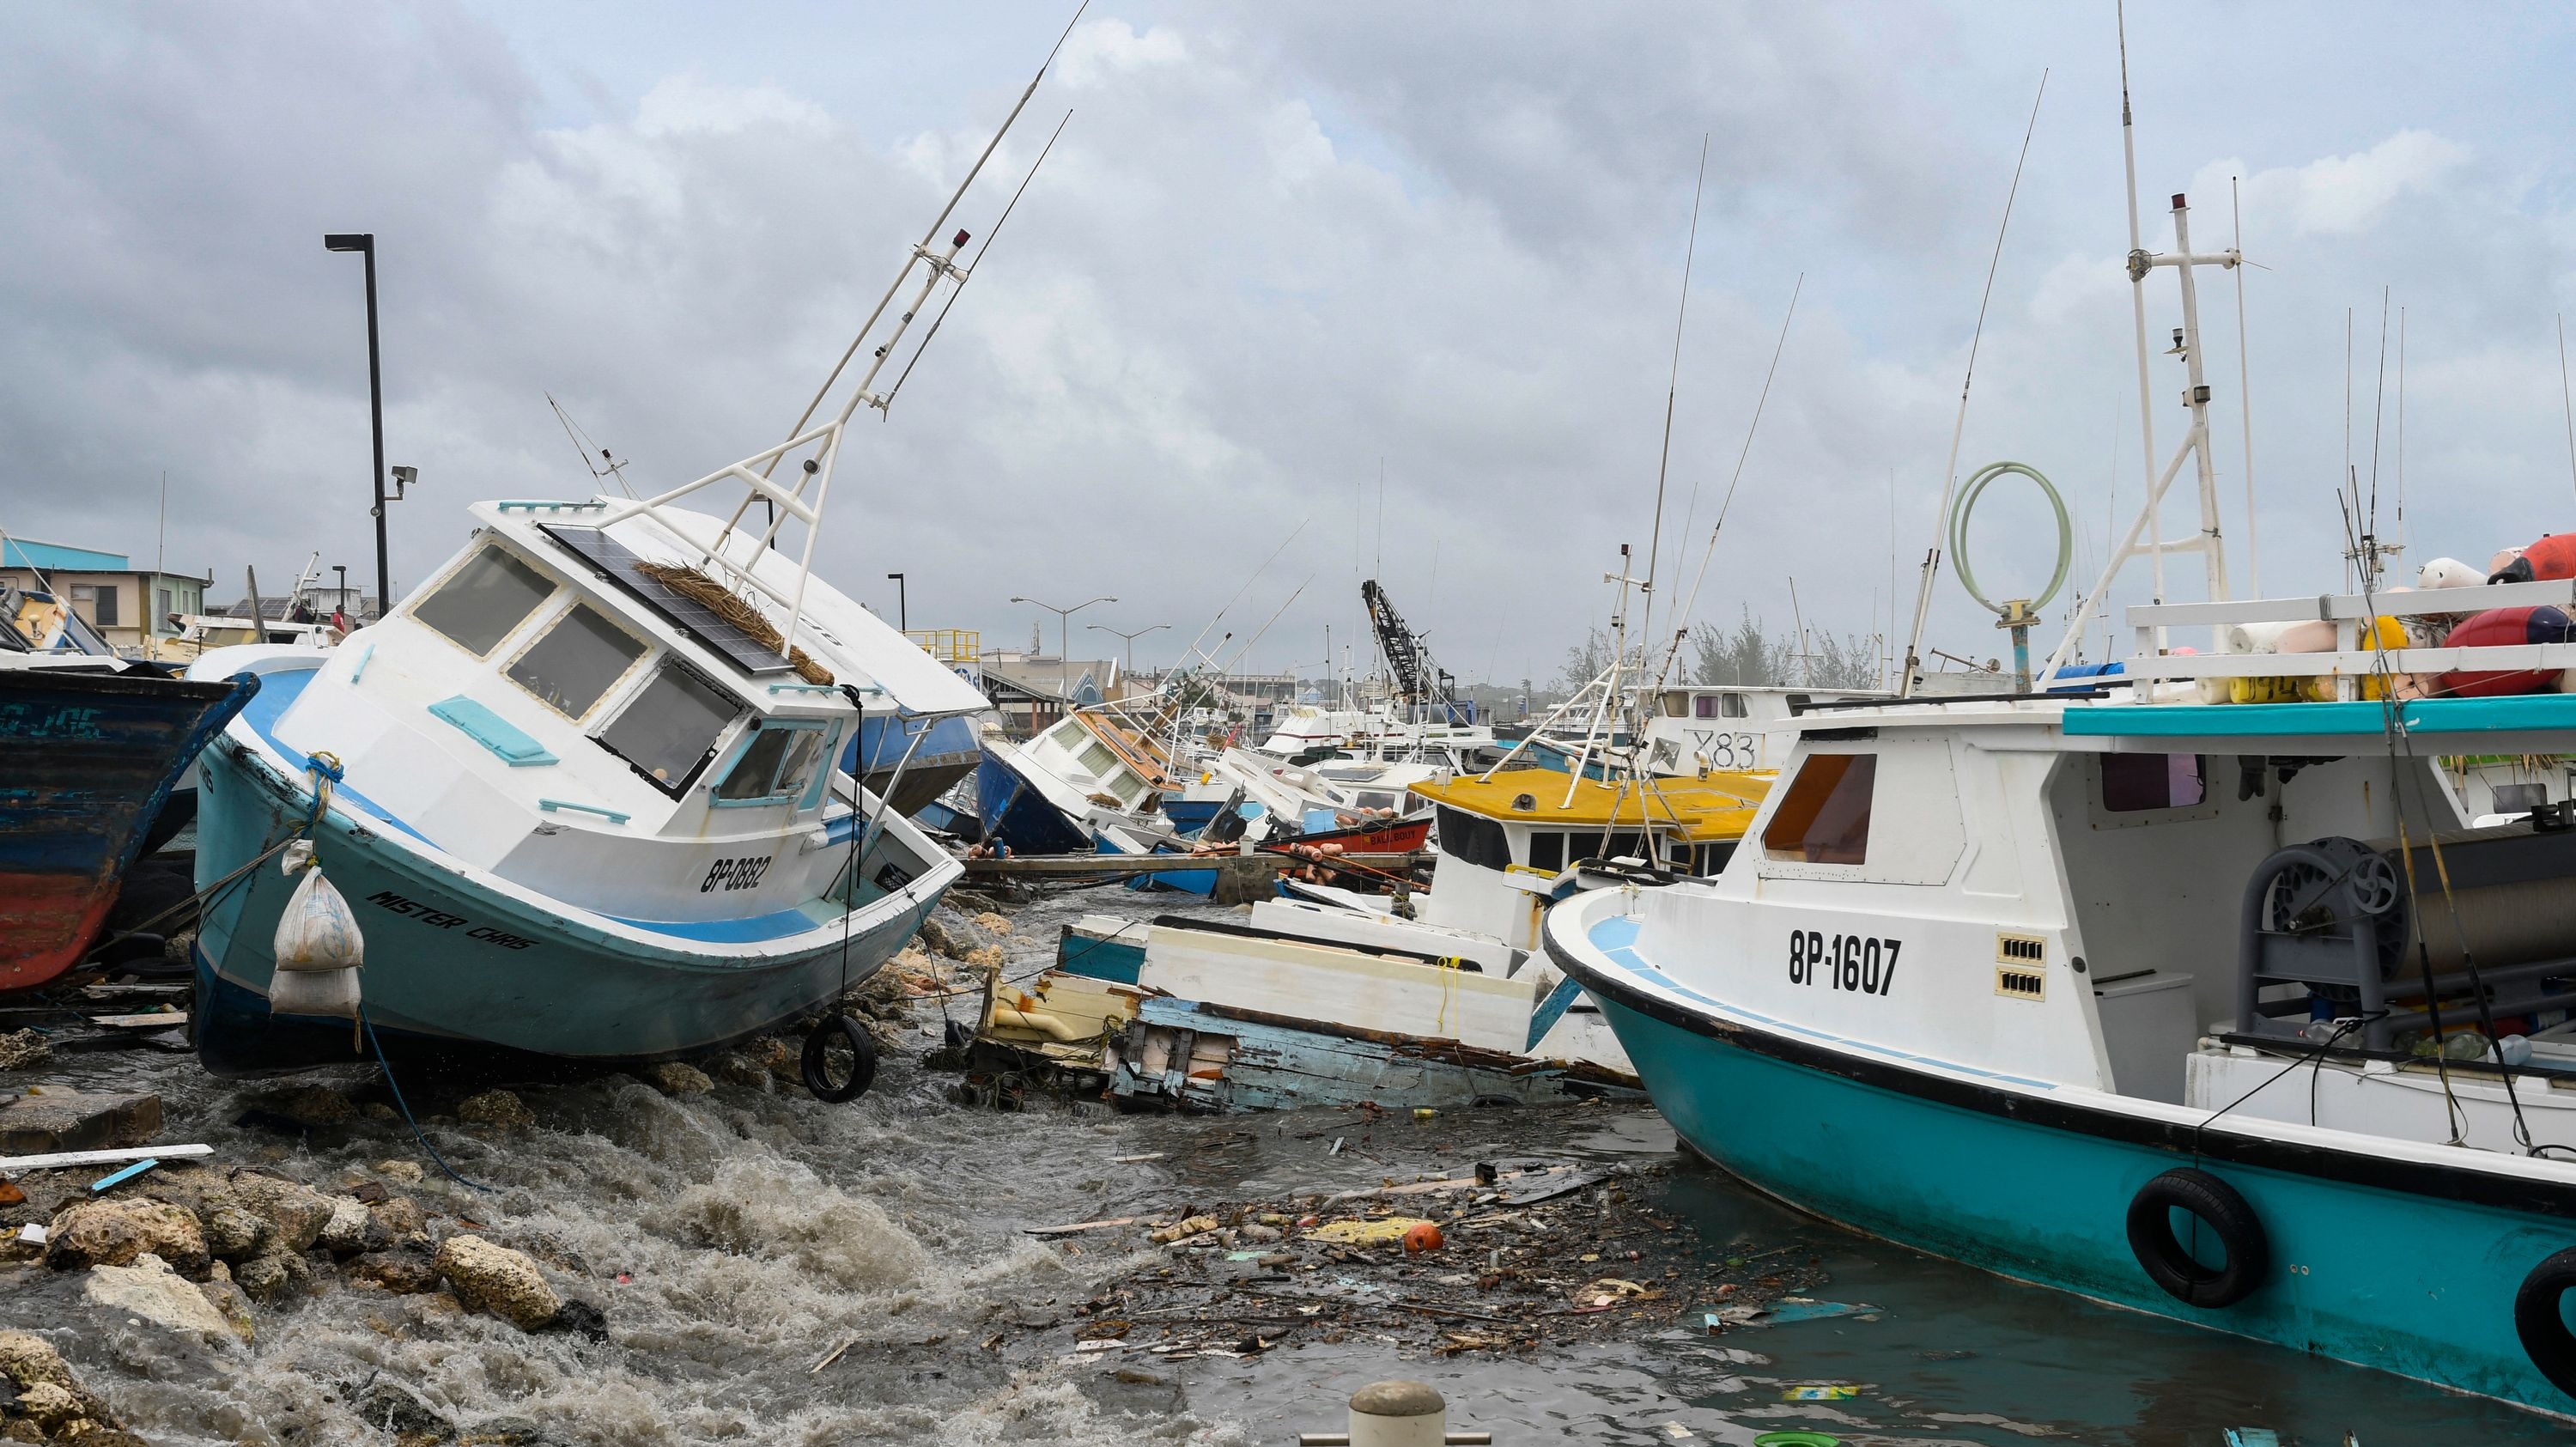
[7,886,2568,1445]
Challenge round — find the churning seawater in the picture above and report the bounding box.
[14,887,2568,1447]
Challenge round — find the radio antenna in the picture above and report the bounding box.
[1898,69,2046,696]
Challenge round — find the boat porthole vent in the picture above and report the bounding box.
[1511,793,1536,812]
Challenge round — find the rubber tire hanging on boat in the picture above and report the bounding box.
[2124,1167,2268,1308]
[800,1013,878,1103]
[2512,1246,2576,1398]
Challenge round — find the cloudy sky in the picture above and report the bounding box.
[8,3,2575,688]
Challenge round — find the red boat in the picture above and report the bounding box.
[0,660,258,991]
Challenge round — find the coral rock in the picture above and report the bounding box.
[82,1252,242,1342]
[972,911,1013,937]
[229,1173,335,1252]
[641,1061,713,1097]
[456,1090,535,1131]
[201,1203,270,1262]
[0,1029,52,1072]
[46,1198,207,1274]
[434,1235,562,1331]
[318,1195,376,1255]
[375,1159,425,1186]
[234,1249,309,1303]
[349,1250,443,1294]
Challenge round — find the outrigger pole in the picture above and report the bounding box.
[598,4,1085,668]
[2037,4,2244,684]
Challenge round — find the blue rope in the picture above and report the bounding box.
[361,1007,494,1194]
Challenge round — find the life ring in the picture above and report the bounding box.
[2125,1167,2268,1307]
[2514,1246,2576,1397]
[801,1012,879,1103]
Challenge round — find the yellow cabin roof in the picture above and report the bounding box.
[1412,769,1769,842]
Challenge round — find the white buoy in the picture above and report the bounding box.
[1295,1380,1490,1447]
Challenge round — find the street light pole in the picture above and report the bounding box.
[1010,593,1115,715]
[886,572,908,632]
[1087,621,1169,684]
[323,233,390,615]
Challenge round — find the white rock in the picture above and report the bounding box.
[83,1252,242,1342]
[318,1195,373,1255]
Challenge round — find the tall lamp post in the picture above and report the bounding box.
[1087,621,1168,689]
[886,573,908,632]
[1010,593,1115,713]
[322,233,390,616]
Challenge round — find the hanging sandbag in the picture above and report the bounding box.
[2438,606,2576,697]
[269,840,364,1023]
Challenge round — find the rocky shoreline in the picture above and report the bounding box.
[0,900,1023,1446]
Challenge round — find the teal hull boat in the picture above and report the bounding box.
[1549,858,2576,1416]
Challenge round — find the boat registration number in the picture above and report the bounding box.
[1788,930,1899,995]
[701,855,773,893]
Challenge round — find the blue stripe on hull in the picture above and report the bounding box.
[1593,990,2576,1414]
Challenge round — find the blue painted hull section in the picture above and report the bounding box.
[1054,923,1146,985]
[0,667,257,989]
[1585,968,2576,1414]
[848,714,980,814]
[974,746,1089,854]
[191,727,935,1075]
[1158,799,1222,836]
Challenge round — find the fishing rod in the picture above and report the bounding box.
[1631,137,1710,688]
[1898,69,2046,697]
[701,1,1088,558]
[1639,274,1803,705]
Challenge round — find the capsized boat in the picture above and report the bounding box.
[999,765,1765,1110]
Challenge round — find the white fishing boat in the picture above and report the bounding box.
[183,40,1072,1081]
[1544,72,2576,1407]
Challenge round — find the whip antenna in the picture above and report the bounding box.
[1898,69,2046,697]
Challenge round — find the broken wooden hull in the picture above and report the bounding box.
[1013,913,1641,1113]
[0,666,258,991]
[1104,995,1643,1112]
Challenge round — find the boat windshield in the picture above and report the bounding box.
[1761,752,1875,865]
[714,721,830,806]
[596,660,739,793]
[416,548,556,657]
[507,603,646,720]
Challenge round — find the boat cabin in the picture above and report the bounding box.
[231,499,984,925]
[1408,770,1762,951]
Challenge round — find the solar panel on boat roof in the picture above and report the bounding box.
[539,525,792,676]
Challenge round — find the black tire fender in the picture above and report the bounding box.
[2125,1167,2268,1308]
[800,1012,879,1103]
[2514,1246,2576,1399]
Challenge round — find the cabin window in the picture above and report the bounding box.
[1356,791,1399,812]
[1761,752,1875,865]
[1527,830,1564,872]
[1693,695,1720,718]
[1078,739,1118,776]
[714,719,832,806]
[1661,690,1691,717]
[1575,830,1648,864]
[1722,692,1749,718]
[415,547,555,657]
[595,660,738,795]
[2102,753,2206,812]
[1693,841,1737,876]
[506,603,646,720]
[1436,804,1513,872]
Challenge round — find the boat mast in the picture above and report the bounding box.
[2037,11,2244,684]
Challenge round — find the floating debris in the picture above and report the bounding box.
[1031,1159,1828,1358]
